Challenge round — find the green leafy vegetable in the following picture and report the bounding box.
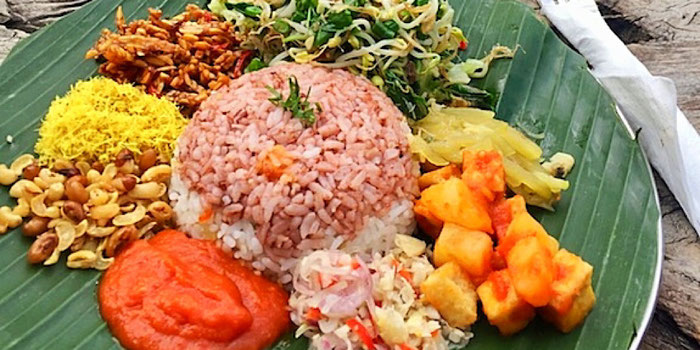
[210,0,512,121]
[372,20,399,39]
[244,57,267,73]
[273,19,291,35]
[267,76,318,126]
[291,0,320,23]
[344,0,368,6]
[225,2,262,18]
[315,10,354,47]
[448,84,496,110]
[384,71,429,120]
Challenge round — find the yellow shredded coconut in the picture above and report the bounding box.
[35,77,187,165]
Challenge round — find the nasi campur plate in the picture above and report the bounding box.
[0,0,661,349]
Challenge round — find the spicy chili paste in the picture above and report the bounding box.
[99,230,289,350]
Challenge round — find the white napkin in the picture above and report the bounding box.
[538,0,700,234]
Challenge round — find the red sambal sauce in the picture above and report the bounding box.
[99,229,290,350]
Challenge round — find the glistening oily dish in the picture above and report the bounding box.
[0,1,599,349]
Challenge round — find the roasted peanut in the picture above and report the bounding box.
[148,201,173,222]
[105,225,138,257]
[22,216,50,237]
[113,174,137,192]
[65,177,89,204]
[28,233,59,264]
[53,160,80,178]
[22,162,41,180]
[70,235,86,251]
[63,200,85,222]
[91,161,105,173]
[138,149,158,171]
[115,149,134,167]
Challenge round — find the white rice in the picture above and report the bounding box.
[169,169,416,284]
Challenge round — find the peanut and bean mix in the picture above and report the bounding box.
[0,150,174,270]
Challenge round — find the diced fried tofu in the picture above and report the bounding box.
[507,195,528,216]
[543,249,594,315]
[421,262,478,328]
[477,270,535,336]
[418,164,461,190]
[497,212,559,258]
[461,150,506,202]
[506,236,555,307]
[540,284,596,333]
[433,223,493,284]
[489,195,529,240]
[414,199,443,239]
[420,178,492,233]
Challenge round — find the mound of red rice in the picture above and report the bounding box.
[171,63,419,281]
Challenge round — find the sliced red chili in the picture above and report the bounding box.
[198,207,213,223]
[346,318,375,350]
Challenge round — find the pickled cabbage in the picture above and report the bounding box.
[409,107,572,210]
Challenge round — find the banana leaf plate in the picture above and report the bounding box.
[0,0,662,349]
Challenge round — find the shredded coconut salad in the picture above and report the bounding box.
[289,235,472,349]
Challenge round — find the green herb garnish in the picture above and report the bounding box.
[226,2,263,18]
[372,20,399,39]
[267,76,318,126]
[291,0,320,23]
[384,70,429,120]
[244,57,267,73]
[344,0,367,6]
[315,10,354,47]
[272,19,291,35]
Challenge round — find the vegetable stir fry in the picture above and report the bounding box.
[209,0,514,120]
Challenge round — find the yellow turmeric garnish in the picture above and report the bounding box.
[35,77,187,166]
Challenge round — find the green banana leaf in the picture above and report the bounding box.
[0,0,661,349]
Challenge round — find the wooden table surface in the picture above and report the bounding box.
[0,0,698,349]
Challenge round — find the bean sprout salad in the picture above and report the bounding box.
[209,0,514,120]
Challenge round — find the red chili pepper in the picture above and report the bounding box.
[351,258,361,270]
[400,344,417,350]
[346,319,375,350]
[306,307,322,322]
[203,12,213,22]
[391,259,400,269]
[233,50,254,77]
[398,269,413,283]
[459,40,468,50]
[198,207,213,223]
[431,329,440,337]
